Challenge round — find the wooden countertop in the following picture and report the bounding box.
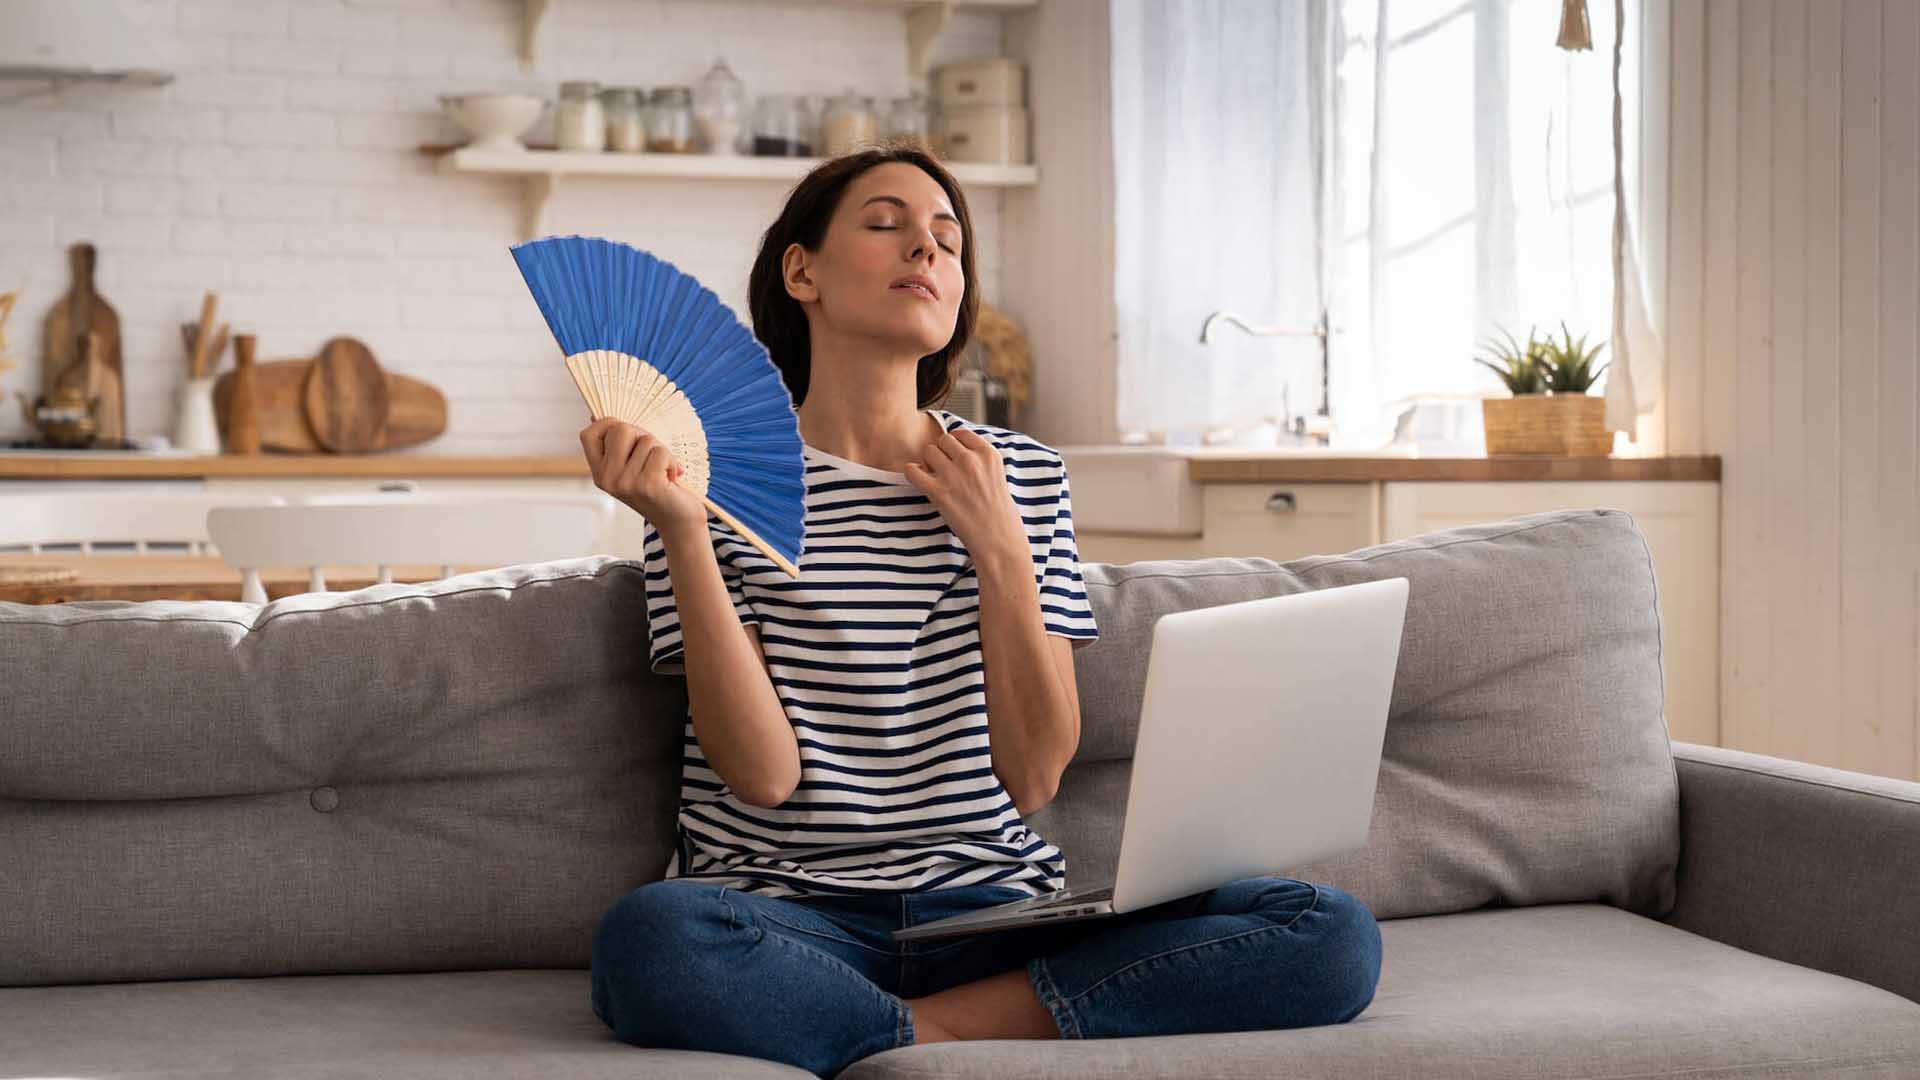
[1183,455,1720,483]
[0,453,591,479]
[0,451,1720,483]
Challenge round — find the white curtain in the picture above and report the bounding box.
[1110,0,1332,442]
[1110,0,1659,448]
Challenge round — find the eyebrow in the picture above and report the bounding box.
[861,194,960,226]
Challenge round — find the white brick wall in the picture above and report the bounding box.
[0,0,1008,454]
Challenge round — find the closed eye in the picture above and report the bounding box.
[869,225,958,254]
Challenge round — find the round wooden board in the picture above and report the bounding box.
[303,337,391,452]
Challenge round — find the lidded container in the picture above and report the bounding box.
[646,86,695,153]
[883,90,932,152]
[751,94,813,156]
[694,57,748,155]
[602,87,645,152]
[555,80,606,151]
[820,88,878,157]
[934,58,1025,107]
[938,105,1028,163]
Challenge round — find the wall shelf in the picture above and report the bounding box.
[425,144,1037,239]
[517,0,1039,83]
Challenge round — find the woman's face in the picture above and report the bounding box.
[784,162,966,357]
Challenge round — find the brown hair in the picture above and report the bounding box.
[747,142,979,409]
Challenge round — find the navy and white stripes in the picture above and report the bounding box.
[639,408,1099,899]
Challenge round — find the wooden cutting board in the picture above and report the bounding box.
[214,354,447,453]
[303,337,391,452]
[43,243,124,440]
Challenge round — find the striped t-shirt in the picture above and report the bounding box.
[639,407,1100,899]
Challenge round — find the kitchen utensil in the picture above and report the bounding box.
[302,337,390,452]
[58,329,123,446]
[440,92,546,152]
[43,243,123,440]
[187,291,218,379]
[14,384,99,449]
[204,323,229,376]
[0,292,20,383]
[213,358,447,453]
[226,334,260,455]
[508,233,806,578]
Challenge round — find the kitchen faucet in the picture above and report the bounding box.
[1198,307,1335,444]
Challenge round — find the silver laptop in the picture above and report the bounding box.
[892,576,1409,942]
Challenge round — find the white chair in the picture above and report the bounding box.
[0,492,288,556]
[205,492,617,604]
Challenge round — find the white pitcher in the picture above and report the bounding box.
[173,375,221,454]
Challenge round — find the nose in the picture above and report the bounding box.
[906,225,939,266]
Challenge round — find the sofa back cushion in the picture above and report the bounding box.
[1,562,681,987]
[1027,508,1679,922]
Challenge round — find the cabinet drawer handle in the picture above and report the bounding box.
[1265,491,1297,514]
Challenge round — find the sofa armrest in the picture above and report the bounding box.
[1664,740,1920,1004]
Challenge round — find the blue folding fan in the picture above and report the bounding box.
[510,234,806,578]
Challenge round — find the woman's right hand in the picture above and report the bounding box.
[580,418,708,535]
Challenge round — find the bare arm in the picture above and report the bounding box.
[658,519,800,808]
[974,542,1081,816]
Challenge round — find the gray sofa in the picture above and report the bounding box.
[4,507,1917,1079]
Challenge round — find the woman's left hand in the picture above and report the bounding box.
[904,427,1029,565]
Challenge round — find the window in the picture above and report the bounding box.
[1112,0,1636,448]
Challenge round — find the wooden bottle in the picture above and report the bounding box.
[227,334,261,455]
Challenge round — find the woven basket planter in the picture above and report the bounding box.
[1482,394,1611,457]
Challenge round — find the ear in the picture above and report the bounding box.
[782,242,818,304]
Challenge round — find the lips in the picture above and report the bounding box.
[890,274,939,300]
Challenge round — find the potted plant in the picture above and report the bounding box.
[1476,322,1612,457]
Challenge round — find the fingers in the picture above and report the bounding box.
[610,424,664,489]
[579,417,622,470]
[580,419,649,492]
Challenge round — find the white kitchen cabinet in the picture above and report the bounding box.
[1381,481,1721,746]
[1200,483,1380,563]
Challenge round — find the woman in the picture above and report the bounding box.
[580,145,1381,1077]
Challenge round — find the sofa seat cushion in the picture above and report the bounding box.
[0,969,808,1080]
[7,908,1915,1080]
[843,904,1920,1079]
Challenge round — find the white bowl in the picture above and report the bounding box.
[440,93,546,152]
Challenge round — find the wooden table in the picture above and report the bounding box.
[0,553,493,604]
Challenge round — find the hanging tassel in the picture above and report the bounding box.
[1557,0,1592,51]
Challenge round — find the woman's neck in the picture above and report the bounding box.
[796,347,941,475]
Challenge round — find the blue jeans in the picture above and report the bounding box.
[590,875,1382,1078]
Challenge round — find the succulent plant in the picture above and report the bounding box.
[1538,321,1609,393]
[1473,325,1550,395]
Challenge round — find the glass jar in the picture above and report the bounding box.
[883,90,932,153]
[555,80,605,152]
[694,57,748,155]
[820,88,878,157]
[646,86,695,153]
[751,94,812,156]
[602,87,644,153]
